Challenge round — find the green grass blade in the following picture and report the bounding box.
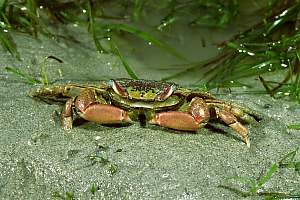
[65,191,75,200]
[157,14,178,31]
[26,0,38,36]
[5,66,41,85]
[40,62,48,86]
[110,40,139,79]
[266,4,299,35]
[225,176,256,190]
[279,148,299,171]
[26,0,37,15]
[219,176,255,197]
[90,183,97,195]
[258,191,300,199]
[218,185,250,197]
[279,148,298,164]
[133,0,145,21]
[295,161,300,173]
[108,163,118,176]
[0,0,6,12]
[0,31,20,59]
[101,23,188,61]
[86,0,107,54]
[287,124,300,130]
[252,164,278,194]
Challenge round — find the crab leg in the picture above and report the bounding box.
[150,97,252,147]
[78,104,132,125]
[215,107,250,147]
[61,88,132,130]
[205,99,261,123]
[149,97,210,131]
[61,98,74,130]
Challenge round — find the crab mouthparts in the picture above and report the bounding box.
[138,112,147,127]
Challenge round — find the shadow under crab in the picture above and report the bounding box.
[30,78,261,147]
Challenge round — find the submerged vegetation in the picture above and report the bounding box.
[220,148,300,198]
[1,1,299,198]
[1,0,300,102]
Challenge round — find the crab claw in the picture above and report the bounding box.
[149,97,210,131]
[73,88,132,125]
[79,104,132,124]
[149,111,201,131]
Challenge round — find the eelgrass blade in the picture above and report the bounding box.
[12,3,53,38]
[279,148,299,170]
[101,23,188,61]
[218,185,250,197]
[0,31,20,60]
[287,124,300,130]
[110,40,139,80]
[5,66,41,85]
[39,55,64,86]
[296,162,300,173]
[258,191,300,199]
[266,4,300,35]
[157,13,178,31]
[86,0,107,54]
[251,164,278,194]
[279,148,298,164]
[133,0,145,21]
[26,0,38,37]
[259,76,273,96]
[219,176,256,197]
[162,51,231,81]
[40,62,48,86]
[0,0,6,12]
[224,176,256,191]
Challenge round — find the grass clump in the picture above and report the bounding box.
[1,1,299,102]
[163,1,300,102]
[5,66,41,85]
[79,144,119,176]
[52,191,75,200]
[220,148,300,198]
[0,0,192,79]
[4,55,63,85]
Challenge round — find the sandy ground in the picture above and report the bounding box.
[0,32,299,200]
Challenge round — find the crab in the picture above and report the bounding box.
[31,78,261,147]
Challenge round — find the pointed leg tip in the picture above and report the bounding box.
[62,116,73,130]
[63,126,72,131]
[245,138,250,148]
[63,125,72,131]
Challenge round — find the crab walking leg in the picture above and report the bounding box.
[149,97,210,131]
[205,99,261,123]
[61,98,74,130]
[215,108,250,147]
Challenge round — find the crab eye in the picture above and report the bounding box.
[155,85,176,101]
[109,79,128,97]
